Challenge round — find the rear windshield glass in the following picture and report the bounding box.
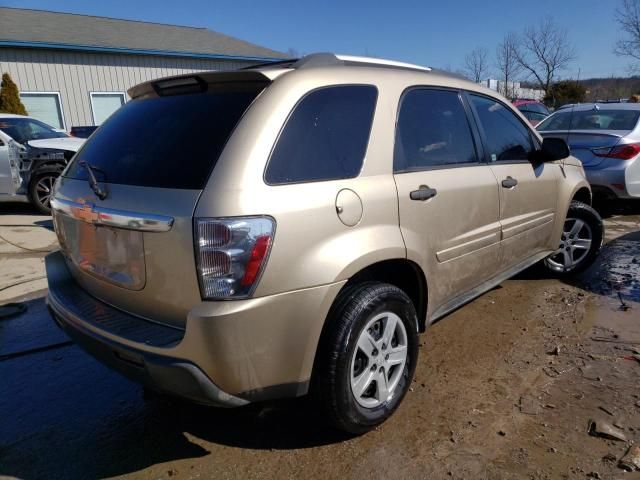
[64,84,265,189]
[517,103,549,115]
[538,109,640,132]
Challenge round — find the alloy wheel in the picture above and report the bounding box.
[35,175,55,209]
[350,311,408,408]
[545,217,593,272]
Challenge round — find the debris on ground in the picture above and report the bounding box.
[618,445,640,471]
[598,406,615,416]
[588,418,628,442]
[547,344,562,355]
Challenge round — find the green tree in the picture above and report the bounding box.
[0,73,27,115]
[545,80,586,107]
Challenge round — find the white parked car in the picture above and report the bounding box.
[0,114,85,213]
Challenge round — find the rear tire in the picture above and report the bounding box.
[28,167,62,214]
[543,201,603,276]
[315,282,419,434]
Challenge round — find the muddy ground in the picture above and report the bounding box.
[1,202,640,480]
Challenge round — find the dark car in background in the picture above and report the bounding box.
[513,100,551,127]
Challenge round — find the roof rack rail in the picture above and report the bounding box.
[291,53,432,72]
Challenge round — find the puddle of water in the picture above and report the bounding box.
[577,232,640,304]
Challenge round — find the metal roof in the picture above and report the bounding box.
[0,7,285,62]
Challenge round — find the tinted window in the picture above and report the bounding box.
[64,84,265,189]
[536,111,572,131]
[537,109,640,132]
[470,95,533,161]
[394,89,477,171]
[265,85,377,184]
[0,117,67,144]
[517,103,549,115]
[522,111,548,122]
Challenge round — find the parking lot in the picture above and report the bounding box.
[0,201,638,479]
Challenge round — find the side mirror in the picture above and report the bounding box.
[531,137,570,163]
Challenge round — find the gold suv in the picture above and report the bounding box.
[46,54,602,433]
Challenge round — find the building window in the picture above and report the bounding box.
[19,92,65,130]
[90,92,126,126]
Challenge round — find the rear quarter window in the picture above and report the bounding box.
[64,83,266,189]
[264,85,378,185]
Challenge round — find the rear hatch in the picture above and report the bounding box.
[51,72,270,328]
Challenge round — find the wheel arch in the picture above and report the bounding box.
[551,176,592,248]
[571,186,592,206]
[343,259,428,332]
[31,160,66,175]
[309,258,428,397]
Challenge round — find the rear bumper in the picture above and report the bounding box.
[46,251,344,405]
[47,252,248,407]
[585,158,638,199]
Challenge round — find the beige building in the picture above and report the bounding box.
[0,7,283,130]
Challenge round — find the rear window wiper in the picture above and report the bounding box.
[79,160,107,200]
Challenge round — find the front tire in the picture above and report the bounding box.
[315,282,419,434]
[28,168,61,214]
[543,201,603,276]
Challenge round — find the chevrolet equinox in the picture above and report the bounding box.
[46,54,602,433]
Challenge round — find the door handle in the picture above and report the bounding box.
[410,185,438,201]
[501,176,518,188]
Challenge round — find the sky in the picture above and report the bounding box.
[2,0,633,80]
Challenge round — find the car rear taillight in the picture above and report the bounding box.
[592,143,640,160]
[195,217,275,299]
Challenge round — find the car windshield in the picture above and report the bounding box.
[538,109,640,131]
[0,117,67,144]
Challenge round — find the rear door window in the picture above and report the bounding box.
[469,94,534,162]
[394,88,479,171]
[264,85,377,185]
[64,83,266,189]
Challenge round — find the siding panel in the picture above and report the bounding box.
[0,47,247,128]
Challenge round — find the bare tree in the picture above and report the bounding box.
[514,17,576,96]
[614,0,640,70]
[496,32,522,98]
[463,47,490,83]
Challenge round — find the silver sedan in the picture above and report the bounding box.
[538,103,640,199]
